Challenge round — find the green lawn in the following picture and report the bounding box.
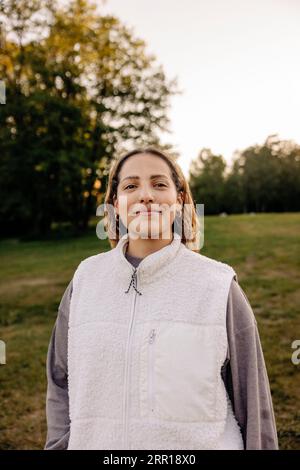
[0,213,299,449]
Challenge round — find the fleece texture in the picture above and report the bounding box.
[67,232,244,450]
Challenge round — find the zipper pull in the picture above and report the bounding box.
[149,329,156,344]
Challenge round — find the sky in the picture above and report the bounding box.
[100,0,300,177]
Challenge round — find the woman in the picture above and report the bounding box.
[45,148,278,450]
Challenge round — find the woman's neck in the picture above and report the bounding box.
[126,234,174,259]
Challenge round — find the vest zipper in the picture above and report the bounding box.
[148,329,156,413]
[122,271,139,449]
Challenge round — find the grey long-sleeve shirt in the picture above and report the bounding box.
[44,253,278,450]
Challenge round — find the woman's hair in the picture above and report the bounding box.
[103,147,200,252]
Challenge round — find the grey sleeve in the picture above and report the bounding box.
[44,279,73,450]
[222,278,279,450]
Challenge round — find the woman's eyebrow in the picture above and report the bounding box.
[121,174,169,183]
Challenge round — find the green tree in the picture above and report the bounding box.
[223,135,300,214]
[189,148,227,215]
[0,0,179,237]
[233,135,300,213]
[223,157,246,214]
[238,136,282,212]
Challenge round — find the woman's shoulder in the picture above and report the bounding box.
[74,247,115,275]
[227,278,257,333]
[182,246,237,277]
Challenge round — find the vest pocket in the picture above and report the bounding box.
[140,321,226,423]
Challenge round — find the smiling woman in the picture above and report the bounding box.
[103,147,200,257]
[45,147,278,450]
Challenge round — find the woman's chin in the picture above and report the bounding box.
[128,221,173,240]
[129,225,160,239]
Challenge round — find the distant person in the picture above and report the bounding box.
[44,148,278,450]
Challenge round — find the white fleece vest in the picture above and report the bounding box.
[67,233,244,450]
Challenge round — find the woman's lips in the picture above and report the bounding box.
[136,210,162,215]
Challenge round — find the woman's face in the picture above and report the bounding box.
[114,153,182,239]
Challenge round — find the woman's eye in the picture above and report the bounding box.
[124,183,166,190]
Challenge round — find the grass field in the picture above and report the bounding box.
[0,213,299,449]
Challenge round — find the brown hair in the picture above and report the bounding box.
[103,147,200,252]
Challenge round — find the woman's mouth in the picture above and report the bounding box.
[136,210,162,215]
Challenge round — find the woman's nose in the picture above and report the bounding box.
[138,185,154,203]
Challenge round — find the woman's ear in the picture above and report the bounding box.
[175,192,183,216]
[113,195,119,215]
[177,191,183,208]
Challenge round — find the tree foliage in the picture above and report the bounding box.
[0,0,179,237]
[189,135,300,215]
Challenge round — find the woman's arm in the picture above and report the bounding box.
[223,278,279,450]
[44,279,73,450]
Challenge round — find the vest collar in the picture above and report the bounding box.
[115,232,184,293]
